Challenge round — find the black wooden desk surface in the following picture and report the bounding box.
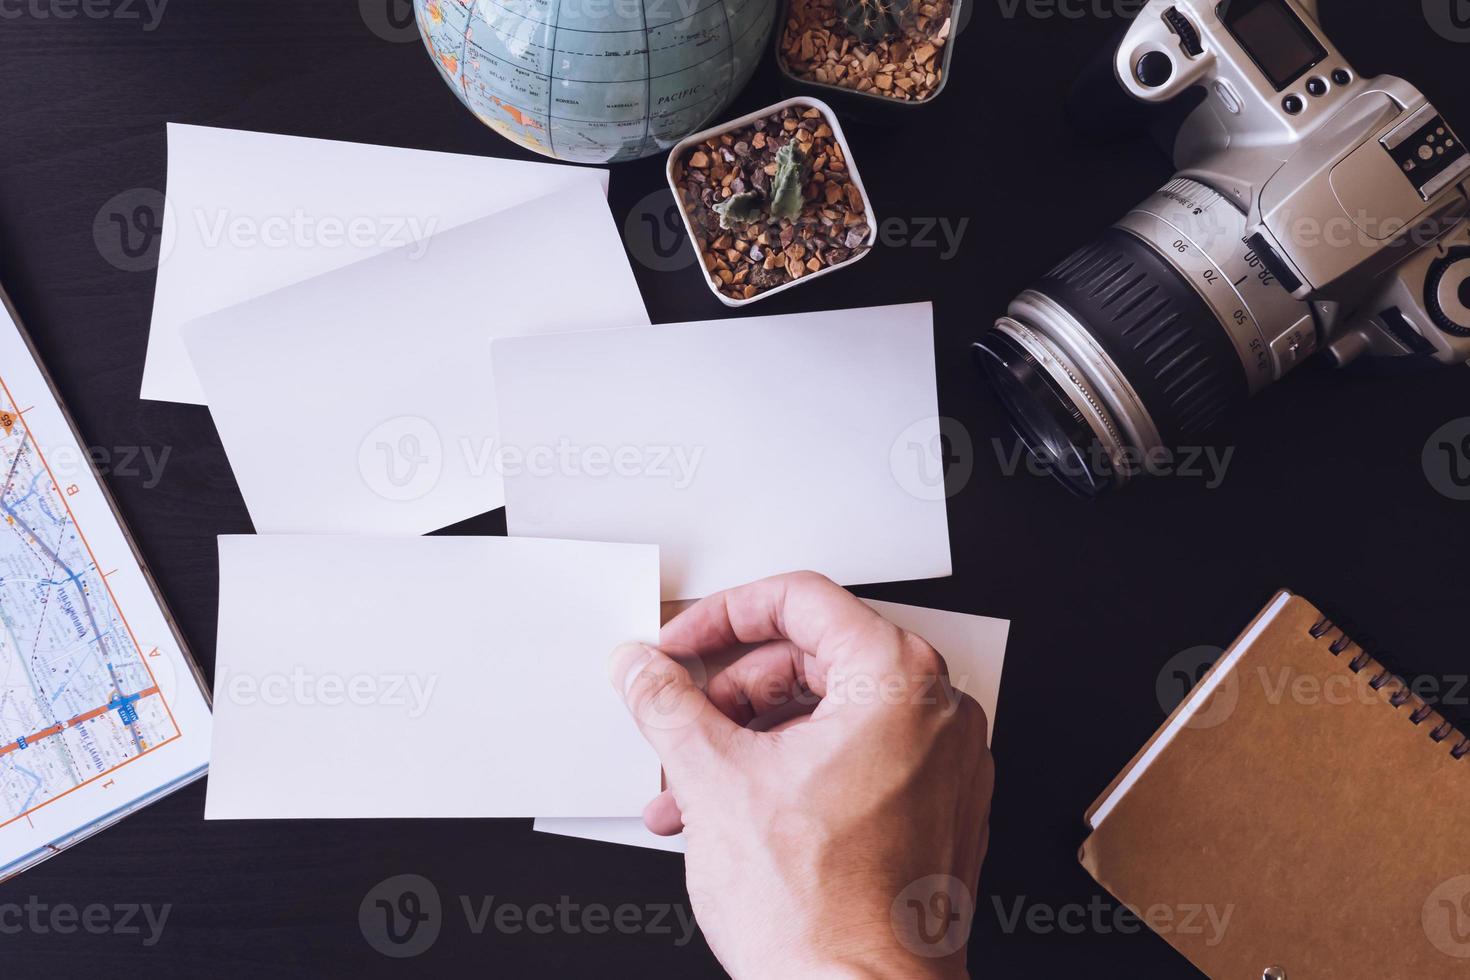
[2,1,1468,976]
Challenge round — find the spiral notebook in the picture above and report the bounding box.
[1080,590,1470,979]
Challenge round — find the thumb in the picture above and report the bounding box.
[609,642,740,782]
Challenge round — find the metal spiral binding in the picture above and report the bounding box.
[1309,616,1470,761]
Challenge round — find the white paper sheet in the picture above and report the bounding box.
[183,181,650,536]
[204,534,661,820]
[533,598,1009,852]
[144,123,606,405]
[492,303,952,600]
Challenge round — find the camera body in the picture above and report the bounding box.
[1120,0,1470,372]
[978,0,1470,495]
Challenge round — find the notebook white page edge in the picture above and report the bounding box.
[1087,589,1294,829]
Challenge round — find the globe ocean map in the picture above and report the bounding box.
[416,0,777,163]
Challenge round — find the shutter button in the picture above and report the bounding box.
[1135,52,1174,88]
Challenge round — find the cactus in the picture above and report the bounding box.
[836,0,911,41]
[712,191,764,229]
[767,141,810,224]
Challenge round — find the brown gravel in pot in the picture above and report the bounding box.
[780,0,954,103]
[672,105,871,301]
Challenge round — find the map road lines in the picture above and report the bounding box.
[0,371,181,830]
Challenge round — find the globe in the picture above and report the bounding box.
[415,0,777,163]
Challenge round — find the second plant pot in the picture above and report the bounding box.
[773,0,963,123]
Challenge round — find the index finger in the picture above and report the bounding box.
[659,571,904,699]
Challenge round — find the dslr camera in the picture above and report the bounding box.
[976,0,1470,496]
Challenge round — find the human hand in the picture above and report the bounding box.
[609,572,994,979]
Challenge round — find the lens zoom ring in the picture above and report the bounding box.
[1037,228,1248,442]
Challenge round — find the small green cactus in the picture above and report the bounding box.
[767,141,809,224]
[712,191,764,229]
[836,0,911,41]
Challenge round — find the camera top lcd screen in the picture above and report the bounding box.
[1218,0,1327,91]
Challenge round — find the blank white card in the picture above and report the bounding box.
[204,535,661,820]
[145,123,603,404]
[492,303,953,600]
[184,179,650,536]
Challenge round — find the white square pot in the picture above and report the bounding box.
[666,97,877,307]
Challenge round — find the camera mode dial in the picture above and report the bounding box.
[1426,248,1470,338]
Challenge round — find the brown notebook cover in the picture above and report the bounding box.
[1080,590,1470,979]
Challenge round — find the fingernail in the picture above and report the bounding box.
[609,641,654,696]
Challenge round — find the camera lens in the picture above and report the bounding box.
[978,180,1271,494]
[974,331,1111,497]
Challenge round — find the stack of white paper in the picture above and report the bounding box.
[144,124,606,405]
[161,127,1002,836]
[183,179,648,535]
